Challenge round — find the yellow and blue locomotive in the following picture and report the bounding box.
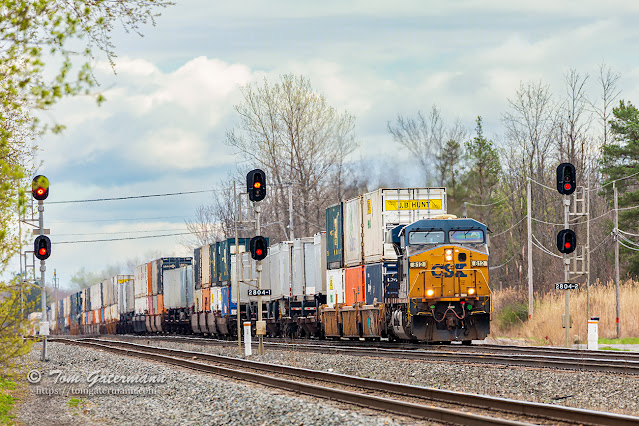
[389,217,491,343]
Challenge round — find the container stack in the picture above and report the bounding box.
[326,188,447,307]
[134,263,148,315]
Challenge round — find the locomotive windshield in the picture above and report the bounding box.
[449,229,484,244]
[409,230,445,244]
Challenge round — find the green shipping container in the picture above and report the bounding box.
[210,242,219,286]
[325,203,344,269]
[218,238,251,284]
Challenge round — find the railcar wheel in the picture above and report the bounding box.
[462,340,472,346]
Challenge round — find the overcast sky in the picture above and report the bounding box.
[19,1,639,289]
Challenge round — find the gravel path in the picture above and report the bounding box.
[15,342,408,426]
[108,335,639,416]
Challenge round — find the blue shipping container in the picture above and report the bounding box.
[221,286,236,316]
[365,262,398,303]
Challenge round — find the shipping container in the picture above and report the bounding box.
[210,242,219,285]
[194,288,203,313]
[345,265,365,305]
[221,286,236,316]
[211,286,222,311]
[231,252,257,304]
[146,262,153,295]
[201,244,211,288]
[134,264,148,297]
[292,237,314,296]
[326,269,345,308]
[83,288,91,314]
[343,196,363,267]
[363,188,447,263]
[90,283,102,311]
[268,241,293,300]
[194,247,202,290]
[134,296,147,314]
[326,203,344,269]
[117,275,135,314]
[163,265,193,310]
[202,288,210,311]
[217,238,251,283]
[147,295,154,315]
[364,262,397,304]
[306,232,327,296]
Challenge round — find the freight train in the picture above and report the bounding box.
[46,187,492,343]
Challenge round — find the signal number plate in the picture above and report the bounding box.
[410,261,427,268]
[471,260,488,267]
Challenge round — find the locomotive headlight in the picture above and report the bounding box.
[426,289,435,297]
[445,249,453,261]
[467,287,476,295]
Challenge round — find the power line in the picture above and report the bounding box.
[489,251,520,270]
[466,196,508,208]
[48,189,217,205]
[54,228,189,237]
[490,216,527,238]
[55,232,192,244]
[50,215,187,224]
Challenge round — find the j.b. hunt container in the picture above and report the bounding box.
[363,188,446,263]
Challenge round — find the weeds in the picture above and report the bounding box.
[0,378,17,425]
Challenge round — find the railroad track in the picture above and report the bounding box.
[51,337,638,425]
[102,334,639,375]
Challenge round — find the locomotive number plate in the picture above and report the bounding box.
[471,260,488,267]
[410,261,427,268]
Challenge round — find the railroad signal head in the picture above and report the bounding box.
[246,169,266,202]
[250,236,268,260]
[556,163,576,195]
[34,235,51,260]
[32,175,49,201]
[556,229,576,254]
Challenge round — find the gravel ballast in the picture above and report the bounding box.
[106,335,639,416]
[17,342,403,426]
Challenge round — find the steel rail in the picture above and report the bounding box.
[110,334,639,375]
[53,337,639,426]
[52,338,529,426]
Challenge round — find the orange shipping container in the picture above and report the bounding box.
[344,266,365,305]
[202,288,211,312]
[147,262,153,295]
[157,294,164,314]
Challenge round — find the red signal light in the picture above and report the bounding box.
[37,188,45,196]
[564,242,571,249]
[39,248,47,256]
[564,183,571,191]
[256,249,263,256]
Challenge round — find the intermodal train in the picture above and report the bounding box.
[46,187,492,344]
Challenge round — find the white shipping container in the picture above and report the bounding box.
[102,279,113,307]
[201,244,211,288]
[134,264,148,297]
[326,269,345,308]
[313,232,327,295]
[363,188,447,264]
[134,297,147,314]
[117,276,134,314]
[292,237,313,297]
[211,286,222,311]
[63,296,71,318]
[151,261,159,295]
[231,252,257,304]
[194,289,203,313]
[90,283,102,311]
[343,196,363,267]
[164,266,193,310]
[268,241,293,300]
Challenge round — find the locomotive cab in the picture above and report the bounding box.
[393,218,491,343]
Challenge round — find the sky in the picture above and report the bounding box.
[16,1,639,290]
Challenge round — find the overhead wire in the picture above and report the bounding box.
[48,189,218,204]
[489,251,520,270]
[490,216,527,238]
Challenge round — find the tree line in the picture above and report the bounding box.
[194,67,639,296]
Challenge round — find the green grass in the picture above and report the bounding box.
[600,346,631,351]
[496,302,528,330]
[67,398,82,409]
[599,337,639,344]
[0,378,17,425]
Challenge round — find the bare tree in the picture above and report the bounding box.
[556,69,592,170]
[226,74,358,240]
[590,64,621,148]
[387,105,444,185]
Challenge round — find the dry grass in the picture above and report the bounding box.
[492,280,639,346]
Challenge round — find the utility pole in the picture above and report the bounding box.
[527,180,533,320]
[255,203,264,355]
[586,174,591,323]
[234,181,241,356]
[38,199,48,361]
[614,182,621,338]
[288,183,294,240]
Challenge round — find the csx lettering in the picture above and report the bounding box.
[431,263,467,278]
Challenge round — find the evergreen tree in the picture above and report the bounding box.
[436,138,465,214]
[464,116,501,225]
[601,100,639,276]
